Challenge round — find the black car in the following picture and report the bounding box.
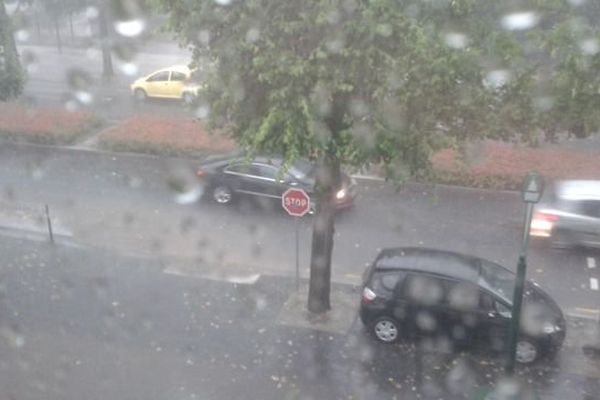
[359,247,566,364]
[196,156,357,210]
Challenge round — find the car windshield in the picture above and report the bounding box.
[479,260,516,303]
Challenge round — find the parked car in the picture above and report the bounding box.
[359,247,565,364]
[130,65,203,104]
[530,180,600,249]
[196,156,357,211]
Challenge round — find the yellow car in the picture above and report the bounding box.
[130,65,203,104]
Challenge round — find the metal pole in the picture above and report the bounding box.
[506,203,534,374]
[45,204,54,244]
[295,217,300,291]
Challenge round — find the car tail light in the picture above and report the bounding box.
[530,211,558,237]
[196,168,206,177]
[361,287,377,305]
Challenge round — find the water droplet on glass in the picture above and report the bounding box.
[534,96,553,112]
[21,51,38,74]
[167,168,204,205]
[14,29,30,42]
[444,32,468,49]
[501,12,539,31]
[119,62,139,76]
[65,100,79,112]
[67,69,94,105]
[214,0,232,5]
[376,24,393,37]
[114,19,146,37]
[245,28,260,43]
[567,0,587,6]
[86,6,99,19]
[581,38,599,55]
[86,47,101,60]
[483,70,511,89]
[195,105,210,119]
[326,39,345,53]
[198,30,210,46]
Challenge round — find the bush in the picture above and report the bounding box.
[0,103,101,145]
[98,115,237,156]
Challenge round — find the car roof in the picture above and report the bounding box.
[555,180,600,201]
[374,247,482,283]
[147,65,191,76]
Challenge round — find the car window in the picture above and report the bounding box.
[255,164,279,180]
[403,274,445,306]
[147,71,170,82]
[577,200,600,218]
[446,281,479,311]
[225,163,259,176]
[170,71,187,82]
[371,271,404,297]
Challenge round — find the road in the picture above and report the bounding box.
[0,235,598,400]
[0,141,598,320]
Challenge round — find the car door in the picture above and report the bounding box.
[445,280,481,346]
[575,200,600,246]
[475,292,511,354]
[168,70,187,98]
[401,273,448,340]
[144,71,171,97]
[254,163,291,199]
[221,163,262,196]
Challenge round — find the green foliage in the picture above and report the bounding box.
[0,0,25,101]
[160,0,599,179]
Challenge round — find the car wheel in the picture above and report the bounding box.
[182,92,194,105]
[372,317,400,343]
[212,185,233,205]
[134,88,147,102]
[516,339,539,364]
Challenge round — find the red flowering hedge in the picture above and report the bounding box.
[431,141,600,190]
[0,103,100,145]
[98,115,237,156]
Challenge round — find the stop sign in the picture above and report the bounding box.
[282,188,311,217]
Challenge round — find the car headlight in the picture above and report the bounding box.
[542,322,559,334]
[336,189,346,200]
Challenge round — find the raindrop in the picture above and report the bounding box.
[21,51,38,74]
[214,0,232,5]
[166,170,204,205]
[376,24,393,37]
[14,29,30,42]
[501,12,539,31]
[114,19,146,37]
[534,97,553,112]
[64,100,79,112]
[198,30,210,46]
[245,28,260,43]
[483,70,511,89]
[326,38,345,53]
[195,105,210,119]
[444,32,468,49]
[567,0,586,5]
[85,6,99,19]
[119,62,139,76]
[67,68,93,94]
[580,38,599,55]
[349,98,368,118]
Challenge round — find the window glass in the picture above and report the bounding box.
[371,272,403,296]
[446,281,479,311]
[255,164,278,180]
[578,200,600,218]
[225,163,259,175]
[170,71,187,81]
[147,71,170,82]
[403,274,445,305]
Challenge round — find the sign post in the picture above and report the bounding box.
[282,188,311,291]
[506,172,545,374]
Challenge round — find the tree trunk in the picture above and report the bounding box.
[53,16,62,53]
[307,93,347,314]
[98,4,113,79]
[307,158,339,313]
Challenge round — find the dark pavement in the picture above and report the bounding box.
[0,235,598,400]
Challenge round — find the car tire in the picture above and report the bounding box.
[212,185,233,205]
[372,317,400,343]
[134,88,147,102]
[182,92,194,105]
[515,338,540,364]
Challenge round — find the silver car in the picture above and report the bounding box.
[530,180,600,248]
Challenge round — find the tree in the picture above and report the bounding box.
[159,0,599,313]
[0,0,25,101]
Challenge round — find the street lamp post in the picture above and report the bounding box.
[506,172,545,374]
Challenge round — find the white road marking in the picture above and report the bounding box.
[587,257,596,269]
[591,278,599,291]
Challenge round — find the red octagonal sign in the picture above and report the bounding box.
[282,188,311,217]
